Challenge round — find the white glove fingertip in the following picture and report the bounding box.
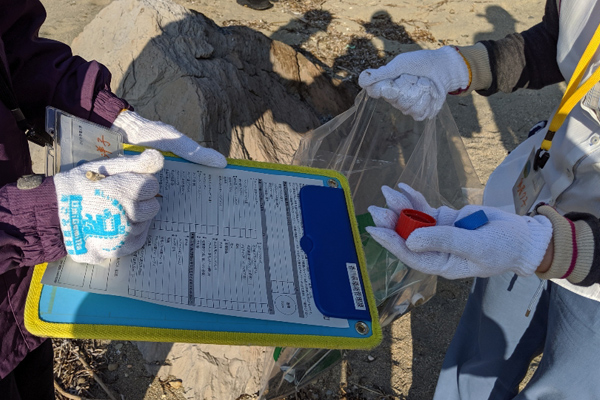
[121,222,152,256]
[366,226,404,251]
[129,220,153,236]
[366,80,394,99]
[93,149,164,176]
[368,205,397,229]
[398,182,425,198]
[381,186,413,215]
[411,90,434,120]
[396,183,432,212]
[127,198,161,223]
[359,68,396,88]
[367,226,425,269]
[427,92,446,120]
[398,74,419,86]
[186,146,228,168]
[409,107,428,122]
[405,226,457,254]
[137,149,165,173]
[358,69,376,88]
[381,185,397,200]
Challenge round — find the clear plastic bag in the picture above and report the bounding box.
[260,91,483,399]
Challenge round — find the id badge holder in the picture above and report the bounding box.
[512,147,546,215]
[44,107,124,176]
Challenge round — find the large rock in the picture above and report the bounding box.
[136,342,271,399]
[71,0,354,163]
[71,1,354,398]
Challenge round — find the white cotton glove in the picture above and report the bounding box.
[366,183,553,280]
[54,149,164,264]
[111,110,227,168]
[358,46,470,121]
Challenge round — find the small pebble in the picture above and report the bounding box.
[108,363,118,371]
[168,379,183,389]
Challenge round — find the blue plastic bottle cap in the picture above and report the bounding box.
[454,210,489,230]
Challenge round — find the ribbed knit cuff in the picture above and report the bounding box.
[564,212,600,286]
[456,43,492,94]
[534,206,597,285]
[89,89,133,128]
[1,177,67,266]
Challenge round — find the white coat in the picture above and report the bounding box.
[483,0,600,301]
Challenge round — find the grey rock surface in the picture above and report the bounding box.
[71,0,354,163]
[136,342,271,399]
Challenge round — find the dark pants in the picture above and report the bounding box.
[0,339,55,400]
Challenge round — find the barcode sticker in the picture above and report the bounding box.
[346,263,366,311]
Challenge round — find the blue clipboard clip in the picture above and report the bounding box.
[298,185,371,322]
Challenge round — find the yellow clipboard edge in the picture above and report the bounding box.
[26,264,380,349]
[25,146,382,349]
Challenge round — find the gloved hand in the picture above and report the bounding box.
[54,149,163,264]
[358,46,470,121]
[111,110,227,168]
[366,183,553,280]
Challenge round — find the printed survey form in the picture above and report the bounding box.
[42,157,349,328]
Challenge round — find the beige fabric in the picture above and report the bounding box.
[535,205,574,280]
[532,205,595,284]
[568,221,596,284]
[457,43,492,94]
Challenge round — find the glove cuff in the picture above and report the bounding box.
[535,206,598,285]
[451,43,492,94]
[437,46,471,94]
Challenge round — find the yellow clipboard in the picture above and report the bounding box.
[26,147,381,349]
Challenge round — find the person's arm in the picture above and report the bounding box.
[1,0,130,130]
[2,0,228,166]
[357,0,563,120]
[534,206,600,286]
[459,0,563,95]
[0,177,66,274]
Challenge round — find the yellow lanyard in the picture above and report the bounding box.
[535,23,600,169]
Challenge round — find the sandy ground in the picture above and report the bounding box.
[38,0,563,399]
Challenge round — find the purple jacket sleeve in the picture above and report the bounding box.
[0,177,66,273]
[0,0,133,272]
[1,0,131,129]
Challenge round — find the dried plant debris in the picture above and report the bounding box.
[409,26,436,43]
[53,339,159,400]
[53,339,109,400]
[284,382,406,400]
[356,12,437,44]
[330,36,388,78]
[222,19,273,31]
[360,13,415,43]
[222,5,435,82]
[277,0,327,15]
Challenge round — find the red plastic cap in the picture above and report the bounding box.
[395,209,436,239]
